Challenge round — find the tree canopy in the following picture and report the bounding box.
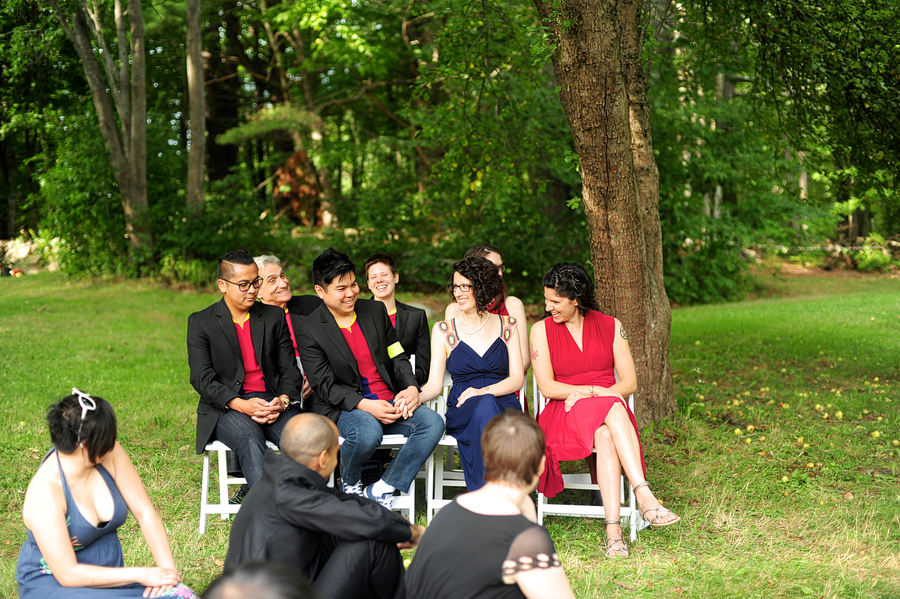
[2,0,898,295]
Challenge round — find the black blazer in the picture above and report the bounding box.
[224,451,411,576]
[187,298,303,454]
[296,299,418,423]
[395,300,430,386]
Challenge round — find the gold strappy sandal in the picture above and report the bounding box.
[633,481,681,528]
[604,520,629,558]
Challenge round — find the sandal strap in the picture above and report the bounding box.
[605,519,621,525]
[632,481,650,493]
[640,505,675,524]
[605,537,629,557]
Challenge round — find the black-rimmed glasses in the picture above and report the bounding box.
[72,387,96,440]
[448,283,473,293]
[221,276,263,292]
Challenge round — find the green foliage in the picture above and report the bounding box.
[40,113,188,276]
[39,118,131,275]
[661,216,750,305]
[851,234,897,272]
[216,104,314,145]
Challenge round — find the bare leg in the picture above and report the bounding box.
[594,425,626,556]
[603,402,678,525]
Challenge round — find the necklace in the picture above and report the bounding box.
[458,313,489,335]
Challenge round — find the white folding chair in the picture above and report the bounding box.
[532,371,645,542]
[199,440,277,534]
[426,374,527,523]
[201,437,336,534]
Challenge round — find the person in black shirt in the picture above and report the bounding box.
[224,413,424,599]
[406,411,575,599]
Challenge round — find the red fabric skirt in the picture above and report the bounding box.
[537,394,646,498]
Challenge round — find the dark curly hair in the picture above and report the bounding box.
[464,244,508,303]
[48,392,117,464]
[450,256,503,315]
[541,263,600,316]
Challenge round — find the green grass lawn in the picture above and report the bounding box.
[1,270,898,598]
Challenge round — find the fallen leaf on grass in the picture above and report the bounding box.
[214,559,224,567]
[842,491,854,500]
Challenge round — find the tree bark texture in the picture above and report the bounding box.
[186,0,205,214]
[45,0,153,257]
[534,0,675,423]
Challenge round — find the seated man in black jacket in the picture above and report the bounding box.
[187,250,303,490]
[224,413,423,599]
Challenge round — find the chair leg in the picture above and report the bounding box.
[216,447,229,521]
[425,452,435,524]
[432,446,445,524]
[200,451,211,535]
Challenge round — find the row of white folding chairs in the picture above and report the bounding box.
[200,365,644,539]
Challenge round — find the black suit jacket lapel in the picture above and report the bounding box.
[319,307,362,383]
[394,302,409,347]
[215,299,241,359]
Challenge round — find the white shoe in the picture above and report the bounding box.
[364,483,395,510]
[341,481,363,496]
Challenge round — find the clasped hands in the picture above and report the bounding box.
[227,395,291,424]
[140,567,181,598]
[359,386,421,424]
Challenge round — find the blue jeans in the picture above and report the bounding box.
[215,392,300,487]
[337,403,444,493]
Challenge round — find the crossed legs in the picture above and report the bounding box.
[594,402,678,556]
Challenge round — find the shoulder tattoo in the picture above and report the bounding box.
[619,325,627,340]
[530,343,539,361]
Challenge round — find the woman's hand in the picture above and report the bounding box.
[563,388,623,412]
[457,386,490,407]
[563,390,590,412]
[140,567,181,598]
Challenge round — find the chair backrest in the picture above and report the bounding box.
[434,371,453,416]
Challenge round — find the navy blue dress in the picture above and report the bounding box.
[16,450,196,598]
[445,318,522,490]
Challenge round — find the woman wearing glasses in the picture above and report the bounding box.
[420,257,524,490]
[445,245,530,373]
[16,390,197,598]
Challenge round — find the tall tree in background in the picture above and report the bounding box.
[185,0,205,214]
[45,0,152,258]
[533,0,674,421]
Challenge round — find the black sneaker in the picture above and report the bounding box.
[230,483,249,505]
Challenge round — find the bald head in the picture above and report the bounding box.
[281,413,339,468]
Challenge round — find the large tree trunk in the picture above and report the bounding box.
[534,0,675,423]
[185,0,205,214]
[46,0,153,259]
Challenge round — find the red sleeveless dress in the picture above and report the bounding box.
[537,310,646,497]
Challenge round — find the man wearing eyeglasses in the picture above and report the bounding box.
[187,250,304,491]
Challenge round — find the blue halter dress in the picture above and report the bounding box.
[444,317,522,490]
[16,450,196,598]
